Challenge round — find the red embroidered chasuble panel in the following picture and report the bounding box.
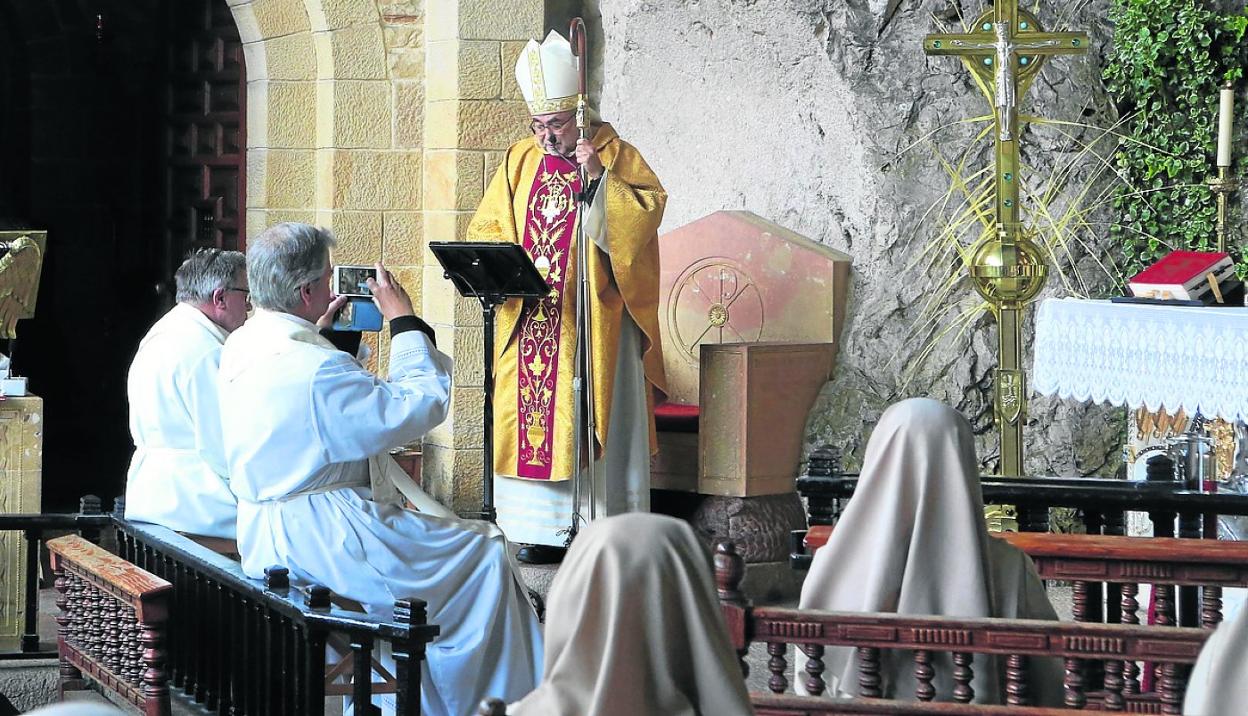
[516,155,581,479]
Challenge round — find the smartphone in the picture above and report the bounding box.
[334,265,379,298]
[331,297,383,332]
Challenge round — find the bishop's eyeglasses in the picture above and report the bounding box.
[529,116,573,135]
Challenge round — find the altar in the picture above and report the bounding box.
[1032,297,1248,422]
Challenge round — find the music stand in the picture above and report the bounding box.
[429,241,549,522]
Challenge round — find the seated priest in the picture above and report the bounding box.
[798,398,1063,705]
[502,513,753,716]
[1184,601,1248,714]
[124,248,248,539]
[218,222,542,716]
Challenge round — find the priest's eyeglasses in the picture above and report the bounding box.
[530,117,572,134]
[225,287,251,308]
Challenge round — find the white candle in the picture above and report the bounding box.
[1217,85,1234,166]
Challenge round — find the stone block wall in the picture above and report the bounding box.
[420,2,542,512]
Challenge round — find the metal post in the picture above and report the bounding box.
[480,300,498,523]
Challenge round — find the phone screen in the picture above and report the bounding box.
[336,266,377,297]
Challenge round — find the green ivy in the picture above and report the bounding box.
[1103,0,1248,280]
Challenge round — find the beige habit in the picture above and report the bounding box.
[1184,603,1248,714]
[507,513,754,716]
[798,398,1063,706]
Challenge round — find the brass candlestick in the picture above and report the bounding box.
[1209,165,1238,254]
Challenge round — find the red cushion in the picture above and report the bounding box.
[654,402,699,433]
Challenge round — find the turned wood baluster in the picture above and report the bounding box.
[1005,653,1030,706]
[1064,658,1087,709]
[122,606,142,686]
[802,644,826,696]
[102,595,120,674]
[67,574,85,648]
[140,619,169,707]
[1121,582,1141,694]
[53,560,82,683]
[766,642,787,694]
[1153,582,1177,688]
[857,647,882,698]
[1201,586,1224,629]
[713,542,751,679]
[913,649,935,702]
[1072,580,1089,622]
[951,652,974,704]
[1103,658,1125,711]
[1158,663,1182,715]
[86,585,104,660]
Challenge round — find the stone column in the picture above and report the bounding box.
[421,3,542,513]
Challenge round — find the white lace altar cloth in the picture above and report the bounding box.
[1032,297,1248,422]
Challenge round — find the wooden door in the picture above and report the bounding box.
[162,0,246,282]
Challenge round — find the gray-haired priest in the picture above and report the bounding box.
[218,222,541,715]
[124,248,249,539]
[469,30,669,564]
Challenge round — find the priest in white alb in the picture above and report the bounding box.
[468,30,668,564]
[218,223,541,716]
[124,248,248,539]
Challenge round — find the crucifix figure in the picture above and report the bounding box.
[924,2,1088,477]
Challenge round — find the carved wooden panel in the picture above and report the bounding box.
[0,396,41,641]
[748,608,1208,661]
[161,0,246,274]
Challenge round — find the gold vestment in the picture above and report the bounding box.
[467,123,667,481]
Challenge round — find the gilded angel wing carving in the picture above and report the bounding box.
[0,236,44,339]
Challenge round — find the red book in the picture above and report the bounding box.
[1128,251,1235,301]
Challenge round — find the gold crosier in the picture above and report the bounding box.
[924,2,1087,477]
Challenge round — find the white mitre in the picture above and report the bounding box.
[514,30,580,116]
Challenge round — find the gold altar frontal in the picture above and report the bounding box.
[0,395,42,644]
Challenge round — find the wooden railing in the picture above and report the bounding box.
[1,496,441,715]
[798,528,1248,630]
[48,534,172,716]
[483,694,1089,715]
[718,542,1210,714]
[751,694,1097,715]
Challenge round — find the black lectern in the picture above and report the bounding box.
[429,241,549,522]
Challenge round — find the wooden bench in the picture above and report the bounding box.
[112,519,439,715]
[718,542,1210,714]
[21,503,440,716]
[48,534,172,716]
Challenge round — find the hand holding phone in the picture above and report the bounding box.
[364,263,416,321]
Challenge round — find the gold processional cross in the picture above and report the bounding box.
[924,2,1087,477]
